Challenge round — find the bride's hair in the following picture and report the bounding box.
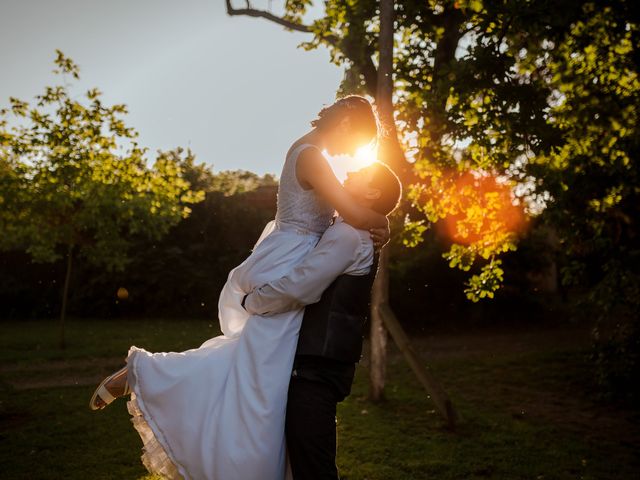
[311,95,379,140]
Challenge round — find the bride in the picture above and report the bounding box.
[89,95,388,480]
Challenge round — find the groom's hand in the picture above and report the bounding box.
[369,218,390,252]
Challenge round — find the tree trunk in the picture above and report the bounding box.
[369,249,389,401]
[369,0,395,402]
[59,243,73,349]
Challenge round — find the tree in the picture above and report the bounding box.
[223,0,639,399]
[0,51,204,348]
[225,0,460,419]
[222,0,571,297]
[527,1,639,397]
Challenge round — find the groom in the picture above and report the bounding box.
[243,161,401,480]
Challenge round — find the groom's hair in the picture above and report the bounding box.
[368,162,402,216]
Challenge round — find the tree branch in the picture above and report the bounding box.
[431,5,465,128]
[224,1,378,94]
[359,47,379,97]
[225,0,312,33]
[223,1,381,121]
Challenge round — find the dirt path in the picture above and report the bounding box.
[1,356,124,390]
[3,325,591,390]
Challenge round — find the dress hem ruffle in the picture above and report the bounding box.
[126,346,189,480]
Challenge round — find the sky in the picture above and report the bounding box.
[0,0,344,176]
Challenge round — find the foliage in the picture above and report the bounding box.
[0,162,278,320]
[249,1,638,310]
[0,50,203,269]
[527,2,640,398]
[266,0,578,300]
[209,169,277,196]
[533,2,639,306]
[227,0,639,397]
[89,173,277,320]
[0,51,203,272]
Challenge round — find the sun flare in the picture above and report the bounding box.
[327,143,379,183]
[353,144,378,169]
[438,171,527,245]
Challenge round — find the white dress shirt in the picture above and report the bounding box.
[243,218,374,316]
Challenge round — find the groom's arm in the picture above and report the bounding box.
[243,224,362,316]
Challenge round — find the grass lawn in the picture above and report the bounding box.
[1,318,638,479]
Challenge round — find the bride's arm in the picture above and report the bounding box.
[297,148,388,230]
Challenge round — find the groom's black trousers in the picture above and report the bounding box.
[285,356,356,480]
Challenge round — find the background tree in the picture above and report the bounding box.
[224,0,568,298]
[527,1,639,398]
[0,159,279,322]
[223,0,639,399]
[0,51,204,348]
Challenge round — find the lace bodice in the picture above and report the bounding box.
[275,143,335,235]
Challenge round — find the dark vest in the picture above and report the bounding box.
[295,257,378,363]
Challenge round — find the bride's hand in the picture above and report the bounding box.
[369,218,390,252]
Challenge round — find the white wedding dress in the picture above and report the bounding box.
[125,143,335,480]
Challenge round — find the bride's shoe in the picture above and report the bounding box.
[89,366,131,410]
